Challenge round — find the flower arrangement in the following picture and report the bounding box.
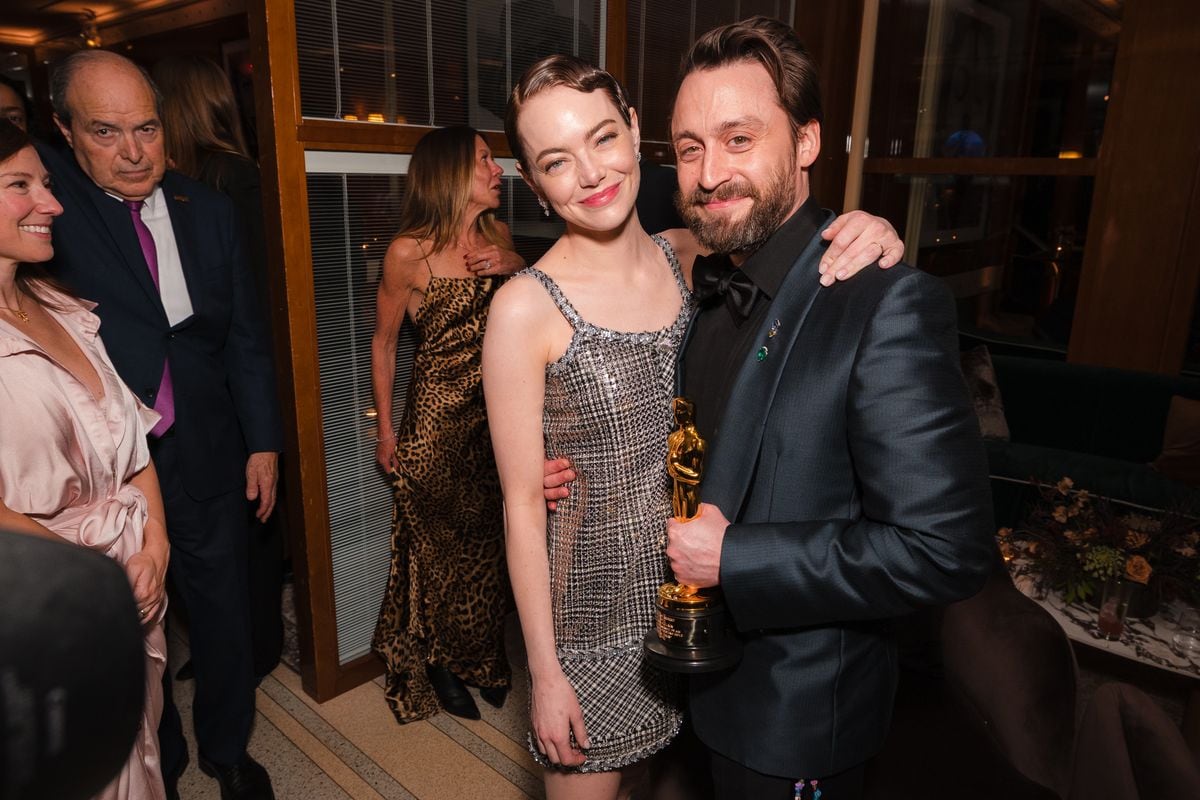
[999,477,1200,606]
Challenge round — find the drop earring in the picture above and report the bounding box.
[538,197,550,217]
[636,151,642,162]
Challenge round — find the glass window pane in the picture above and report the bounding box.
[296,0,602,129]
[625,0,796,143]
[868,0,1117,159]
[862,172,1093,349]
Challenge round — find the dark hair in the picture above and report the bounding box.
[0,119,73,308]
[51,50,164,128]
[393,125,507,255]
[676,16,822,138]
[0,116,27,161]
[505,54,634,170]
[152,55,250,181]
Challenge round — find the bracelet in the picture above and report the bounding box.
[375,433,398,443]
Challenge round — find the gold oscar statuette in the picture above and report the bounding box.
[643,397,742,673]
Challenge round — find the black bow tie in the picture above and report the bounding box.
[693,253,759,323]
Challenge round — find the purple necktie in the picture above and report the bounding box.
[125,199,176,437]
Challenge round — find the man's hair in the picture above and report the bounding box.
[392,125,507,255]
[50,50,164,128]
[505,54,634,170]
[676,16,822,137]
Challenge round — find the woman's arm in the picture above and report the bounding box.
[371,238,422,472]
[482,278,589,768]
[0,499,64,542]
[127,460,169,623]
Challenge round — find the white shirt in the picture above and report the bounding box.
[109,186,194,326]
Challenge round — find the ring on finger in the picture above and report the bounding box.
[486,259,492,269]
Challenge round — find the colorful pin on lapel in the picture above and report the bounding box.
[767,318,781,338]
[756,346,769,361]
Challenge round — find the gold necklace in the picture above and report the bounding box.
[0,295,28,323]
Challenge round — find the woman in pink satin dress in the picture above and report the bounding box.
[0,121,170,799]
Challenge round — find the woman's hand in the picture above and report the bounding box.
[818,210,905,286]
[376,433,399,473]
[465,244,525,277]
[543,457,575,512]
[530,669,590,768]
[125,546,167,625]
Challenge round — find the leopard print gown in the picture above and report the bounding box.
[373,273,510,723]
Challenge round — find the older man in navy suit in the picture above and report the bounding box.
[39,50,279,800]
[664,18,994,800]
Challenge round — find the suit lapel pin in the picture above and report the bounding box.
[767,318,781,338]
[173,194,189,203]
[756,346,769,362]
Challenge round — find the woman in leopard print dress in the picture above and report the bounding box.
[370,126,525,723]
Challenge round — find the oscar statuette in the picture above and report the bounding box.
[644,397,742,673]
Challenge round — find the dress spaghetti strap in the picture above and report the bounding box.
[414,239,435,280]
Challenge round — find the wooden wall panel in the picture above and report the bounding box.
[249,0,359,701]
[1068,0,1200,373]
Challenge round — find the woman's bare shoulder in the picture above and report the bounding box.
[385,235,428,264]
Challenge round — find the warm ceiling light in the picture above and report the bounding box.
[80,9,102,48]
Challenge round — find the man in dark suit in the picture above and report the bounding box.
[39,50,280,800]
[665,18,994,799]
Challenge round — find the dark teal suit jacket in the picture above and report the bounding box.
[38,143,282,501]
[682,214,994,778]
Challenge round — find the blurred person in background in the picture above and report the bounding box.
[371,125,524,724]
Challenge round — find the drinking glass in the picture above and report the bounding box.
[1097,577,1134,640]
[1171,609,1200,664]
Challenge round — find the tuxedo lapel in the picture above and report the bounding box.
[703,214,835,518]
[81,183,164,311]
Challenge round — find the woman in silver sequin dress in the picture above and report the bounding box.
[484,56,901,800]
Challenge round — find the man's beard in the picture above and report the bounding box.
[675,158,797,257]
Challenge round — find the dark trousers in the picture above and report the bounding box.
[152,433,256,772]
[710,750,865,800]
[247,497,285,680]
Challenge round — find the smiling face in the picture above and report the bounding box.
[0,145,63,268]
[55,58,165,201]
[468,135,504,211]
[514,85,640,233]
[671,61,819,257]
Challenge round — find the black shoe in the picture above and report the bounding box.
[426,664,480,720]
[175,659,194,681]
[198,755,275,800]
[478,685,508,709]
